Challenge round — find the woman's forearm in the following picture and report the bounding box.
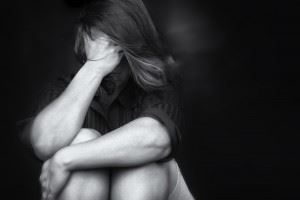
[30,62,105,160]
[57,117,171,170]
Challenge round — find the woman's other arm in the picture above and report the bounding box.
[55,117,172,169]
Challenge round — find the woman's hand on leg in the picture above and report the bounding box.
[40,154,71,200]
[40,128,110,200]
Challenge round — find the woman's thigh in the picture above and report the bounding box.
[110,159,178,200]
[57,128,110,200]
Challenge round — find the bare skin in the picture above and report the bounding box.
[30,31,193,200]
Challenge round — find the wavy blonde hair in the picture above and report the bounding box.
[74,0,179,91]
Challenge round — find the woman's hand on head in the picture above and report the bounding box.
[84,34,123,76]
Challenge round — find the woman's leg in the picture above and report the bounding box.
[167,163,195,200]
[57,128,110,200]
[110,159,179,200]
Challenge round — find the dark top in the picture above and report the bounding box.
[16,72,183,162]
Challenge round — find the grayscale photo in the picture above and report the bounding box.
[1,0,296,199]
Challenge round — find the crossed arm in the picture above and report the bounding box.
[38,118,172,200]
[57,117,171,170]
[28,61,172,200]
[29,61,171,167]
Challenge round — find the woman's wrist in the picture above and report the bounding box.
[83,60,108,78]
[54,146,77,171]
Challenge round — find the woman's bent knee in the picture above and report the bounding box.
[71,128,102,144]
[111,162,170,200]
[58,128,109,200]
[58,169,110,200]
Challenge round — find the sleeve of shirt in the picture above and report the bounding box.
[15,77,69,151]
[139,86,183,162]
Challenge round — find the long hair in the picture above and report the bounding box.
[74,0,179,91]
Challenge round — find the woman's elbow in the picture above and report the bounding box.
[32,140,54,161]
[30,121,56,160]
[152,131,172,159]
[140,118,172,159]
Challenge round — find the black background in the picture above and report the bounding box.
[1,0,299,199]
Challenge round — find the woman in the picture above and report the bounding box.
[19,0,194,199]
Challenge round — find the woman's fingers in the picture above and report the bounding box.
[39,173,45,183]
[84,33,123,61]
[40,160,51,200]
[41,176,49,200]
[41,177,48,200]
[40,160,49,184]
[42,189,47,200]
[87,46,121,61]
[44,176,51,200]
